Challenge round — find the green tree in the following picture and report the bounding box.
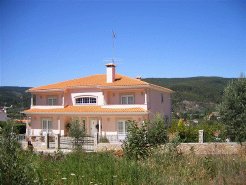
[69,120,86,148]
[219,78,246,142]
[0,121,39,184]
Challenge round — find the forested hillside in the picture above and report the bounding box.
[0,86,30,119]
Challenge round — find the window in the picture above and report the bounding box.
[42,119,52,132]
[121,95,134,104]
[117,120,127,134]
[75,97,97,105]
[47,97,57,105]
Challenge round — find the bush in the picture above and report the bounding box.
[123,121,149,160]
[168,120,226,142]
[219,78,246,142]
[0,121,39,184]
[123,115,168,160]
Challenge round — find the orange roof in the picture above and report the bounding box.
[24,105,148,115]
[28,74,149,92]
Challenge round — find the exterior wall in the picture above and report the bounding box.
[105,89,145,105]
[34,93,63,106]
[64,88,104,106]
[148,89,171,120]
[28,115,65,136]
[27,114,148,137]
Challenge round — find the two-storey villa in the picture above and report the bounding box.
[24,64,173,140]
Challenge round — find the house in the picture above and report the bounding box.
[0,107,10,121]
[23,63,173,140]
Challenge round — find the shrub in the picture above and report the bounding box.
[0,121,39,184]
[123,120,149,160]
[219,78,246,142]
[123,115,168,160]
[168,120,226,142]
[68,120,86,149]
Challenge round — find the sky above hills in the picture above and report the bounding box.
[0,0,245,87]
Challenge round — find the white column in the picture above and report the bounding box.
[99,119,101,137]
[58,119,61,135]
[62,95,65,106]
[31,95,33,107]
[144,90,147,105]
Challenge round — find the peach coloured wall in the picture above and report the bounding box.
[35,93,63,105]
[105,89,145,105]
[30,115,65,130]
[148,89,171,120]
[29,114,148,135]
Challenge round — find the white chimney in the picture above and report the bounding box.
[105,63,116,83]
[106,63,116,83]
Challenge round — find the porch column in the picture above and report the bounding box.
[58,119,61,135]
[144,90,148,104]
[31,95,33,107]
[62,95,64,106]
[98,119,101,137]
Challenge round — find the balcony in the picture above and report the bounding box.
[31,105,64,109]
[102,104,147,110]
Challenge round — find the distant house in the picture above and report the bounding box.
[0,109,9,121]
[23,64,173,140]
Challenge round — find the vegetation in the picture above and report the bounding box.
[30,150,246,185]
[0,86,30,119]
[68,120,86,148]
[219,78,246,142]
[123,115,168,160]
[0,121,38,185]
[168,120,226,142]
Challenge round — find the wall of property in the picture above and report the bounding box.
[148,90,171,120]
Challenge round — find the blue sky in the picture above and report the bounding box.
[0,0,245,87]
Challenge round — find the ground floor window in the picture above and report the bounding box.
[42,119,52,132]
[117,120,127,134]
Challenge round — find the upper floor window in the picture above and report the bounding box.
[47,97,57,105]
[121,95,134,104]
[75,96,97,105]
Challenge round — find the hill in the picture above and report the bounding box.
[0,86,31,119]
[143,77,234,114]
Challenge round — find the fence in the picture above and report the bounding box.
[98,133,127,143]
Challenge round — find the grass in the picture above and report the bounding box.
[27,149,246,185]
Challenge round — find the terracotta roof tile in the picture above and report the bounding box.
[29,74,149,91]
[24,106,147,114]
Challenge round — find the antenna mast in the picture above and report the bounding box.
[112,30,116,63]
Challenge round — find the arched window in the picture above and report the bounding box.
[75,96,97,105]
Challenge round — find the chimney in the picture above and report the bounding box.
[105,63,116,83]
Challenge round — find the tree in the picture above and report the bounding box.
[0,121,38,184]
[219,78,246,142]
[69,120,86,148]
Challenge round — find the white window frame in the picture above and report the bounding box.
[47,96,57,105]
[117,120,127,134]
[121,95,134,104]
[41,119,52,133]
[75,96,97,105]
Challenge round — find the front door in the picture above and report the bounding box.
[90,119,98,136]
